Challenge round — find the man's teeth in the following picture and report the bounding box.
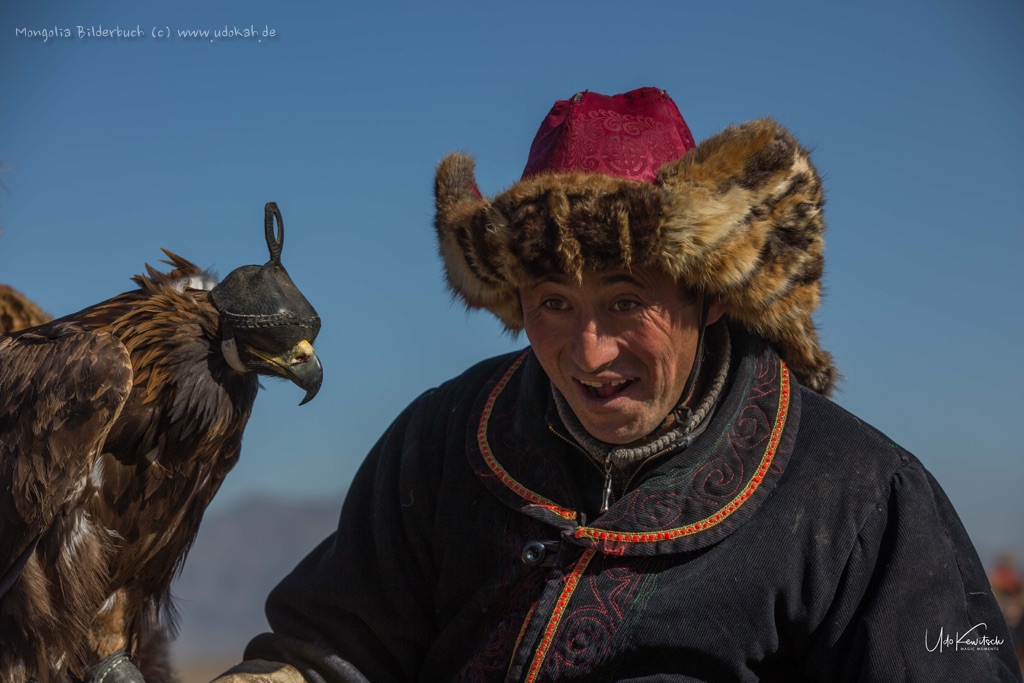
[579,379,630,388]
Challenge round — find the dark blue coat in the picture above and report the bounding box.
[245,333,1021,682]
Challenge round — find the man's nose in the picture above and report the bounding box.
[570,316,618,373]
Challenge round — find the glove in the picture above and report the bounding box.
[84,652,145,683]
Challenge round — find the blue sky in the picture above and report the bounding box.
[2,1,1022,562]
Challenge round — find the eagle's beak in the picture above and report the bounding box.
[264,339,323,405]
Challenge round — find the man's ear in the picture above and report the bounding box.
[706,297,728,327]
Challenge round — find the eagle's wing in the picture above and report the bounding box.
[0,323,132,590]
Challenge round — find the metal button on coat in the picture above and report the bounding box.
[521,540,559,567]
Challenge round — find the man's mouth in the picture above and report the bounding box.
[577,378,634,399]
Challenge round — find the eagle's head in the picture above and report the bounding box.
[209,202,323,405]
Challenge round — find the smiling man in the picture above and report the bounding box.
[521,268,727,445]
[221,89,1020,682]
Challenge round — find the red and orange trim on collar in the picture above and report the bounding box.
[477,350,578,521]
[477,351,792,540]
[575,363,791,544]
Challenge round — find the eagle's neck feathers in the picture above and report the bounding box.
[130,250,218,297]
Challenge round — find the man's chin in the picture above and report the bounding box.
[563,392,657,445]
[577,416,645,446]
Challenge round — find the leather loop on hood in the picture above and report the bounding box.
[209,202,320,350]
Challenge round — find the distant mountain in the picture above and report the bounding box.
[169,493,343,677]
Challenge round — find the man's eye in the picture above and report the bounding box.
[612,300,640,312]
[542,298,567,310]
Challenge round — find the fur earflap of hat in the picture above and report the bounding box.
[434,94,837,396]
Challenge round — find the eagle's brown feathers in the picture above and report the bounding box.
[0,254,258,683]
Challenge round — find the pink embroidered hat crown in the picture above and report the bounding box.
[521,87,696,182]
[434,87,838,395]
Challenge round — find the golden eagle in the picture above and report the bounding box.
[0,203,323,683]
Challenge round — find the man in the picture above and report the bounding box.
[220,88,1021,681]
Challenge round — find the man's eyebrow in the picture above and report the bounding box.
[599,272,644,287]
[529,274,573,286]
[527,272,644,287]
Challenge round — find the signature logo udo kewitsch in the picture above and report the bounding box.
[925,622,1005,653]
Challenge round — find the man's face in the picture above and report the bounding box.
[521,266,724,445]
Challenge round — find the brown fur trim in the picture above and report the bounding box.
[655,119,835,394]
[435,153,523,327]
[0,284,51,335]
[434,119,838,394]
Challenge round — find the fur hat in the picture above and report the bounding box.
[434,88,836,395]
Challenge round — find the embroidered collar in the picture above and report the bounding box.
[466,331,802,556]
